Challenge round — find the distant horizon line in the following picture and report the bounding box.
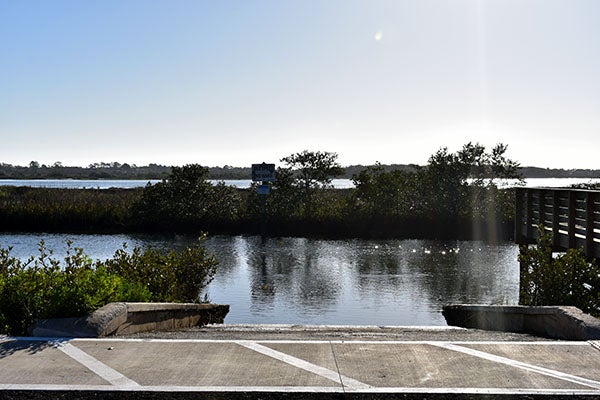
[3,161,600,172]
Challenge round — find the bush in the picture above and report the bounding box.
[519,227,600,316]
[0,237,218,335]
[102,235,218,302]
[130,164,242,230]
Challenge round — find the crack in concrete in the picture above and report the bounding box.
[235,341,371,390]
[329,341,345,393]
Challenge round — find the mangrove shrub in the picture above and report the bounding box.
[130,164,242,230]
[519,227,600,316]
[0,237,218,335]
[102,236,218,303]
[276,150,344,219]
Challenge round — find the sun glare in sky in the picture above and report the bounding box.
[1,1,599,168]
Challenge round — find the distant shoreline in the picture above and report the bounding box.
[1,177,599,190]
[2,163,600,181]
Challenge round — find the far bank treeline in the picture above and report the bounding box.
[4,159,600,181]
[0,144,521,240]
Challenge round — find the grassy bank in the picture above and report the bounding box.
[0,186,138,233]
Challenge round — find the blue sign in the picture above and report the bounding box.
[257,184,270,195]
[252,163,276,182]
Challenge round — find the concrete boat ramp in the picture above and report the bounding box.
[1,325,600,399]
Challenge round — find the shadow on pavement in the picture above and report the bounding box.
[0,338,68,359]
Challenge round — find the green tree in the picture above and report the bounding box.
[269,167,302,219]
[280,150,344,190]
[422,142,522,218]
[278,150,344,218]
[351,163,420,218]
[131,164,242,229]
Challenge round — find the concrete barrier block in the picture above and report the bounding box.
[87,302,128,336]
[31,302,229,337]
[443,304,600,340]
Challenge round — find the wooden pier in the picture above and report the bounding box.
[515,187,600,259]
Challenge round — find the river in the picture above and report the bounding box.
[0,233,519,326]
[0,178,599,189]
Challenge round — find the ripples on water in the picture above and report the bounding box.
[0,233,519,326]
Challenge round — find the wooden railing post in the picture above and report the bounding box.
[586,192,594,257]
[515,188,524,243]
[526,189,534,240]
[539,189,546,228]
[552,190,560,250]
[515,188,600,260]
[568,191,576,249]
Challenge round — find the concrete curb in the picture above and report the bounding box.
[31,302,229,337]
[2,391,600,400]
[442,304,600,340]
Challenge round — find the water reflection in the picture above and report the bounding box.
[0,233,519,325]
[204,236,519,325]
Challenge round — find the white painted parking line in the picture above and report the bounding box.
[349,387,600,395]
[195,324,467,331]
[55,342,139,387]
[68,337,587,346]
[1,384,600,395]
[3,337,600,394]
[431,342,600,390]
[236,341,372,390]
[0,384,343,392]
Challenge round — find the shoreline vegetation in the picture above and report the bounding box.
[1,144,521,241]
[2,160,600,181]
[0,237,218,335]
[3,145,598,332]
[0,186,514,240]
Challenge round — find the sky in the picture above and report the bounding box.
[1,0,599,169]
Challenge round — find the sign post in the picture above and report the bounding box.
[251,163,275,237]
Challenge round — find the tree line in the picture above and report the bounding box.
[2,158,599,180]
[0,161,424,180]
[0,143,522,240]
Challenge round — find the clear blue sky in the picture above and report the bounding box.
[1,0,599,168]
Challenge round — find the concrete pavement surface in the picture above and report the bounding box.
[1,325,600,399]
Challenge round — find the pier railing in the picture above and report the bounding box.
[515,187,600,258]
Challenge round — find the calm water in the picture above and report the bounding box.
[0,233,519,326]
[0,179,162,189]
[0,178,351,189]
[1,178,598,189]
